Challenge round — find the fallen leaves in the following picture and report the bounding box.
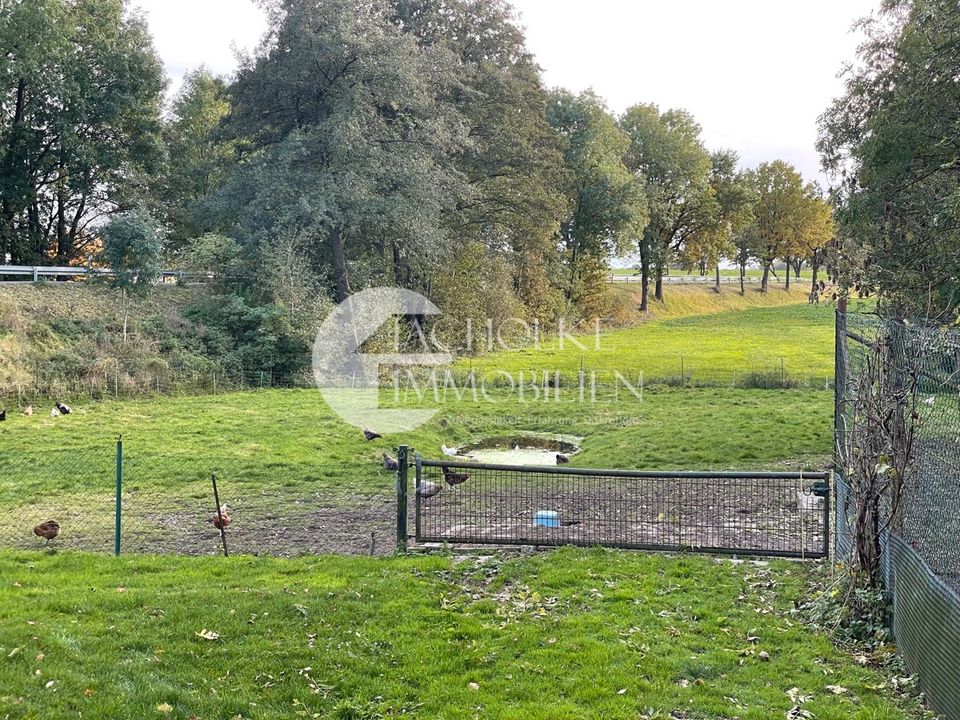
[195,629,221,641]
[157,702,173,713]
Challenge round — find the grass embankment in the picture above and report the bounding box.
[0,549,926,720]
[0,282,204,389]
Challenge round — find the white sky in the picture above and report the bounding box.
[133,0,878,184]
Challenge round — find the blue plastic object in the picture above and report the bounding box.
[533,510,560,528]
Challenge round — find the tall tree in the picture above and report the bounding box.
[0,0,165,264]
[221,0,471,303]
[159,68,234,249]
[745,161,828,292]
[819,0,960,318]
[547,90,647,307]
[620,104,713,310]
[682,150,755,291]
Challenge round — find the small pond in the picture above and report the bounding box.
[455,435,581,466]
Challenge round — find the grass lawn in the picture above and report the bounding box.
[0,293,837,554]
[0,549,926,720]
[465,302,837,385]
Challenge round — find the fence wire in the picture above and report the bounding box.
[837,311,960,719]
[0,441,396,557]
[414,460,830,558]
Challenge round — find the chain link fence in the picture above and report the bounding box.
[836,310,960,718]
[0,439,397,556]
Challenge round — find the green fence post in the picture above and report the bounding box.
[114,434,123,556]
[396,445,409,553]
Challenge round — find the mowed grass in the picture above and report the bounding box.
[0,386,833,496]
[466,301,837,384]
[0,549,926,720]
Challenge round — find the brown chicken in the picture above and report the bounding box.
[33,520,60,544]
[210,505,232,529]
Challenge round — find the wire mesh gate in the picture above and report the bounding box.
[402,453,830,558]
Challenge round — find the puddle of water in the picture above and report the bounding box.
[467,447,564,466]
[456,435,582,467]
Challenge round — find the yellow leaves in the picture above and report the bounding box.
[157,702,173,713]
[825,685,849,695]
[6,646,23,659]
[195,628,221,641]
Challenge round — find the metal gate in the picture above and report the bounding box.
[398,450,830,559]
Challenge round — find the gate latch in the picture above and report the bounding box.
[811,481,830,498]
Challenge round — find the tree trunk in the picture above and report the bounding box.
[639,242,650,313]
[761,262,770,293]
[566,242,579,304]
[329,225,352,302]
[654,262,664,302]
[714,262,721,293]
[0,79,27,263]
[391,240,404,286]
[785,256,791,291]
[809,251,820,303]
[122,289,129,345]
[739,260,746,295]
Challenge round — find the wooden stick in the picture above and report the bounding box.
[211,474,229,557]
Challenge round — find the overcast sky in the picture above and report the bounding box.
[133,0,878,184]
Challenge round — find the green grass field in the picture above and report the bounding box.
[0,297,837,555]
[0,293,909,720]
[0,549,926,720]
[466,302,836,385]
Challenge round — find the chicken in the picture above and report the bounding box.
[23,405,33,417]
[382,453,399,471]
[55,401,72,415]
[442,467,470,487]
[50,407,60,417]
[0,409,5,422]
[556,453,570,464]
[210,505,232,529]
[33,520,60,544]
[441,444,458,457]
[416,481,441,498]
[363,428,382,441]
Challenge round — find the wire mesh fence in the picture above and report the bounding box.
[0,439,397,557]
[836,309,960,719]
[411,458,830,558]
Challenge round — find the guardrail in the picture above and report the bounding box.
[0,265,202,282]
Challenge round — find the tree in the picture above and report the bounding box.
[0,0,165,264]
[620,104,714,310]
[220,0,471,303]
[99,208,165,343]
[388,0,570,320]
[682,150,755,292]
[547,90,647,308]
[159,68,234,249]
[819,0,960,318]
[745,161,828,292]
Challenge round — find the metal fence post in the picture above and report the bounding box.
[396,445,409,553]
[114,434,123,556]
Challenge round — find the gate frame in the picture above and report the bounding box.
[401,456,831,559]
